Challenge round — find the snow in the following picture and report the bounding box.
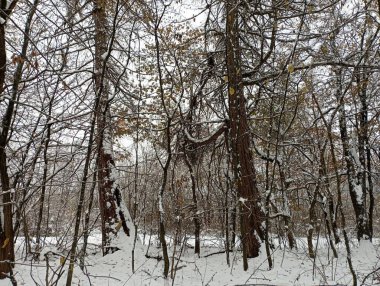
[358,239,377,261]
[354,184,363,205]
[184,123,225,145]
[0,188,15,196]
[6,0,14,10]
[2,235,380,286]
[158,194,164,215]
[349,144,361,167]
[101,52,108,60]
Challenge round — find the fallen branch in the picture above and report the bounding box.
[87,274,121,281]
[202,250,232,258]
[145,254,162,261]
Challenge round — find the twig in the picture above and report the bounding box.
[202,250,232,258]
[2,269,17,286]
[145,253,162,261]
[360,266,380,286]
[87,274,121,281]
[245,245,281,284]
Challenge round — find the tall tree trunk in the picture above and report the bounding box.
[0,122,15,279]
[0,25,15,279]
[336,71,370,241]
[278,166,296,249]
[311,93,341,246]
[66,112,97,286]
[157,118,171,279]
[0,0,36,277]
[183,87,203,256]
[356,72,373,240]
[183,154,201,256]
[93,0,131,255]
[35,99,53,248]
[225,0,264,270]
[79,161,97,271]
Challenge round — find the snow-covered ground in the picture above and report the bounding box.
[2,234,380,285]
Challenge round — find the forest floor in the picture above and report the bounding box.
[1,233,379,286]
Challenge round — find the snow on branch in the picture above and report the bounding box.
[252,140,282,165]
[184,121,227,148]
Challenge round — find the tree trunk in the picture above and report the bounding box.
[66,111,97,286]
[184,154,201,256]
[0,0,38,275]
[336,71,370,241]
[157,118,171,278]
[318,142,338,258]
[183,88,203,256]
[79,162,97,270]
[356,72,374,240]
[93,0,130,255]
[0,133,15,279]
[35,100,53,248]
[0,23,15,278]
[225,0,264,270]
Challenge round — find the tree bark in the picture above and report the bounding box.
[66,111,97,286]
[336,70,370,241]
[93,0,130,255]
[356,72,374,240]
[0,0,35,277]
[225,0,264,270]
[0,24,15,277]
